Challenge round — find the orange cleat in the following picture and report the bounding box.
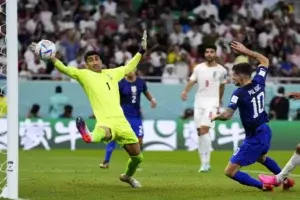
[76,117,92,143]
[283,178,295,190]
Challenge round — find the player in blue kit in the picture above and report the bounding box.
[99,70,157,169]
[211,41,294,191]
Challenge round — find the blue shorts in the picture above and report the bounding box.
[230,123,272,166]
[126,117,144,138]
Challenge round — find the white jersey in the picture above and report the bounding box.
[190,62,227,108]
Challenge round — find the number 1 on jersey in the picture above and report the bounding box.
[106,82,111,90]
[251,91,264,118]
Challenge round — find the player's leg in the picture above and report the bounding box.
[227,141,273,191]
[255,125,282,176]
[115,119,143,188]
[194,108,206,171]
[198,108,215,172]
[259,143,300,188]
[99,141,117,169]
[76,117,112,143]
[121,142,143,187]
[130,118,144,171]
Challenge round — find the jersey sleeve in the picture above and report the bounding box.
[142,80,148,93]
[227,89,240,111]
[109,67,126,82]
[220,68,228,84]
[252,66,268,86]
[54,59,79,79]
[189,66,198,82]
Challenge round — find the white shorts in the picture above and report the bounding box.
[194,107,217,128]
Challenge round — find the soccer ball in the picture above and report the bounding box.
[35,39,56,59]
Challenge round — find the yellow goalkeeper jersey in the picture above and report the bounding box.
[54,53,142,124]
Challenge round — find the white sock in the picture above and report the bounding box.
[198,136,204,165]
[200,133,212,165]
[276,153,300,182]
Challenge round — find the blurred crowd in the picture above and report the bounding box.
[14,0,300,83]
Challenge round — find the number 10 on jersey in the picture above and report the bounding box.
[251,91,265,118]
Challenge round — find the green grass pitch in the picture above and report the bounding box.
[4,150,300,200]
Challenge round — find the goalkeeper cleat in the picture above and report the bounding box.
[119,174,142,188]
[99,162,109,169]
[76,117,92,143]
[283,178,295,190]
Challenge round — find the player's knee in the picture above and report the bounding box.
[224,168,234,178]
[200,126,209,135]
[296,144,300,154]
[135,153,143,164]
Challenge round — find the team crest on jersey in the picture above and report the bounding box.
[131,86,137,94]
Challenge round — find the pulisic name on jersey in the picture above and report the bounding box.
[248,84,261,96]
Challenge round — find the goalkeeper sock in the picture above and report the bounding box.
[261,157,281,174]
[232,171,263,189]
[104,141,116,163]
[125,153,143,177]
[91,127,106,142]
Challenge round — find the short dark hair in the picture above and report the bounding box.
[55,86,62,93]
[84,51,101,62]
[232,62,253,76]
[278,86,285,94]
[205,44,217,51]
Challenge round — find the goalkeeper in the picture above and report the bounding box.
[30,31,148,188]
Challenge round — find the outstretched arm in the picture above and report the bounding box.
[211,108,235,121]
[181,80,196,101]
[50,57,78,79]
[231,41,269,67]
[124,30,148,74]
[29,42,78,79]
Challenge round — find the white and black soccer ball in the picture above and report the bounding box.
[35,39,57,59]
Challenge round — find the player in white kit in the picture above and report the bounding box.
[181,45,227,172]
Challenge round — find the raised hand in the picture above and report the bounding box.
[141,30,147,51]
[230,41,248,54]
[29,42,37,53]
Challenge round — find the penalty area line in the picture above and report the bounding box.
[244,170,300,178]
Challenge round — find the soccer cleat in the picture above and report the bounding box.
[283,178,295,190]
[199,164,211,172]
[119,174,142,188]
[99,162,109,169]
[262,184,274,192]
[76,117,92,143]
[258,174,281,187]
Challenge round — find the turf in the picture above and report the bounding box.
[7,150,300,200]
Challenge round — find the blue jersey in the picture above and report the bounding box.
[119,77,148,118]
[228,66,269,136]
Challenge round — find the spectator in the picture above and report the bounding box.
[49,86,69,119]
[0,88,7,118]
[162,64,180,84]
[193,0,219,22]
[103,0,117,17]
[269,87,289,120]
[19,62,32,80]
[27,104,41,119]
[181,108,194,120]
[59,104,73,119]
